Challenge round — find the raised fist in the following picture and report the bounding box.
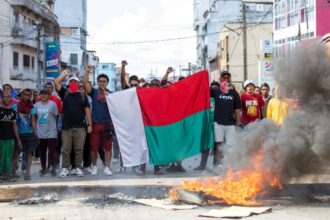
[121,60,128,66]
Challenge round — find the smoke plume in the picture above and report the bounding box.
[223,40,330,180]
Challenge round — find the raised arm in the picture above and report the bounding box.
[83,65,93,94]
[162,67,174,82]
[54,70,70,92]
[121,60,128,89]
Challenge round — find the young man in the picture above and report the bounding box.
[195,71,241,170]
[12,89,38,181]
[0,92,22,182]
[83,65,113,176]
[0,84,19,107]
[261,83,272,112]
[54,70,92,177]
[34,89,59,177]
[241,80,265,126]
[42,82,63,170]
[121,60,140,89]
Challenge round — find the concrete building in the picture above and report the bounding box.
[0,0,59,90]
[193,0,273,79]
[219,23,273,89]
[54,0,87,74]
[97,63,118,92]
[273,0,330,59]
[86,50,99,85]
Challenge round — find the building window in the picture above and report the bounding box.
[70,53,78,65]
[13,52,19,69]
[13,11,19,23]
[23,54,30,68]
[31,56,35,70]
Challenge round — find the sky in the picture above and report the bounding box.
[87,0,196,78]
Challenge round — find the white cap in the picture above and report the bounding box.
[67,75,80,85]
[244,80,255,88]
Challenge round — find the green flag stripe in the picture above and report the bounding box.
[145,109,214,165]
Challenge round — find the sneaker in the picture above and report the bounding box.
[4,176,17,182]
[51,169,57,177]
[70,168,77,175]
[24,174,31,181]
[84,166,93,174]
[40,170,48,177]
[58,168,69,178]
[76,168,84,177]
[91,166,98,176]
[112,158,119,163]
[193,165,206,171]
[104,167,113,176]
[176,164,186,172]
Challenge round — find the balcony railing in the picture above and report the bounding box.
[8,0,58,24]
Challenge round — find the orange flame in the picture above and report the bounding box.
[170,148,282,206]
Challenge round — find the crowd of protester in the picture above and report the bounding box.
[0,60,294,183]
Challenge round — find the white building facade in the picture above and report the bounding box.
[0,0,59,90]
[54,0,87,74]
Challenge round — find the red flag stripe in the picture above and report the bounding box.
[137,70,210,126]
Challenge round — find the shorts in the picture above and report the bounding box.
[20,133,39,152]
[90,123,113,152]
[213,123,235,145]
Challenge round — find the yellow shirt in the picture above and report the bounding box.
[266,98,292,125]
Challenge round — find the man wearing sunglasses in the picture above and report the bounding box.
[83,65,114,176]
[121,60,140,89]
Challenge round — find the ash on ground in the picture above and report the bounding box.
[84,193,139,207]
[12,193,59,206]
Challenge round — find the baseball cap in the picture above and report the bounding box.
[244,80,255,89]
[67,75,80,85]
[220,70,231,77]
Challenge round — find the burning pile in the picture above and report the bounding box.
[170,148,282,206]
[171,40,330,206]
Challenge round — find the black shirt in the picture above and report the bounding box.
[0,107,16,139]
[211,88,241,126]
[59,87,90,130]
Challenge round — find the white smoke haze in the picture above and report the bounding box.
[222,40,330,180]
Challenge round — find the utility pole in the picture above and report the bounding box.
[242,3,248,81]
[36,24,42,90]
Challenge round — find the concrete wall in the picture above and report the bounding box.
[54,0,87,29]
[219,23,273,86]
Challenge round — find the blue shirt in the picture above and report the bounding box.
[89,88,111,124]
[12,103,36,134]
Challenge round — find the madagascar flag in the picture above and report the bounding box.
[106,70,214,166]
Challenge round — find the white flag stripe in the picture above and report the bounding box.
[106,88,148,167]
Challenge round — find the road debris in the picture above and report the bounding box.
[134,198,197,210]
[199,206,272,218]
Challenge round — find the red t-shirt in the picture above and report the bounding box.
[241,92,265,125]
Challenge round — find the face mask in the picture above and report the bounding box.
[68,82,79,93]
[220,81,229,94]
